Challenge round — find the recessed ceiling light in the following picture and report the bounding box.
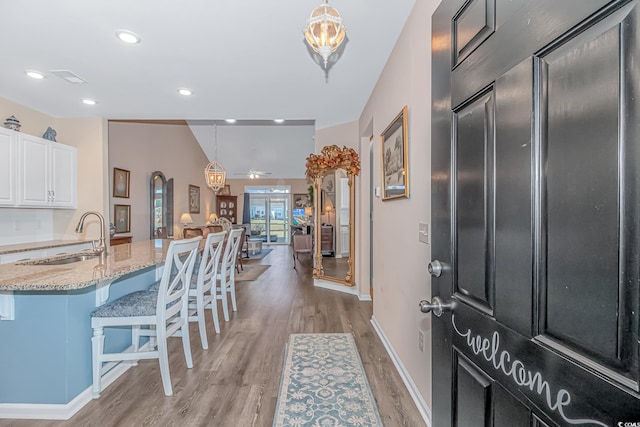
[225,119,237,123]
[25,70,45,80]
[82,98,97,105]
[115,30,141,44]
[177,88,192,96]
[274,119,285,123]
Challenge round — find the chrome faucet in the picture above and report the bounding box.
[76,211,107,261]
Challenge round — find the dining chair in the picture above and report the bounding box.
[292,234,313,269]
[90,236,201,398]
[189,231,225,347]
[183,227,204,239]
[216,228,244,321]
[235,226,246,273]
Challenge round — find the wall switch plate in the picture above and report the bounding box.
[418,330,425,352]
[375,187,381,198]
[418,222,429,244]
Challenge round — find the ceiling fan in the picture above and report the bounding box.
[233,169,273,179]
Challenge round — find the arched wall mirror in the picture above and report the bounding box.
[306,145,360,285]
[150,171,174,239]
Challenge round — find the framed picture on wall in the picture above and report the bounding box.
[220,184,231,195]
[380,105,409,200]
[189,184,200,214]
[114,204,131,233]
[293,193,310,208]
[113,168,130,198]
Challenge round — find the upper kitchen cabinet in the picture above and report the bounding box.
[0,129,77,209]
[0,128,17,206]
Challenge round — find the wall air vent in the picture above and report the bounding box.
[49,70,88,84]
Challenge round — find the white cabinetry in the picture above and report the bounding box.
[0,128,17,206]
[11,131,77,209]
[49,143,76,208]
[18,134,49,206]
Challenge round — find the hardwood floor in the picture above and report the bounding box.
[1,245,426,427]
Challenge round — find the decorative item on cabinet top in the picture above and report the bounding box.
[3,115,20,132]
[42,127,57,142]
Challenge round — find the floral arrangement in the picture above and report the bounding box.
[305,145,361,181]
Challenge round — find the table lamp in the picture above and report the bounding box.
[180,213,193,227]
[207,213,218,225]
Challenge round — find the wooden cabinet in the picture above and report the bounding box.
[110,236,132,246]
[321,225,334,256]
[216,195,237,223]
[3,129,78,209]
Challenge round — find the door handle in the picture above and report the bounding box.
[428,260,444,277]
[419,296,452,317]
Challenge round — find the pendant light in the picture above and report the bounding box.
[204,123,226,193]
[303,0,346,68]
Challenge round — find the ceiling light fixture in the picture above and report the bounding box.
[177,88,192,96]
[204,123,226,193]
[225,119,237,123]
[25,70,45,80]
[303,0,346,68]
[116,30,141,44]
[82,98,97,105]
[274,119,285,123]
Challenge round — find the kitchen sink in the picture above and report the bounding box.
[23,253,101,266]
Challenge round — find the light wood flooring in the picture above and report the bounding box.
[1,245,426,427]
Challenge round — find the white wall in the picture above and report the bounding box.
[357,0,439,414]
[108,121,215,241]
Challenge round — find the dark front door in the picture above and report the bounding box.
[430,1,640,425]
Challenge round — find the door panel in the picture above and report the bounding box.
[541,21,623,366]
[450,0,622,108]
[494,57,534,338]
[454,90,495,313]
[431,1,640,426]
[493,384,531,427]
[453,0,495,66]
[453,352,492,426]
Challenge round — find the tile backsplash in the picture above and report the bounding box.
[0,208,54,246]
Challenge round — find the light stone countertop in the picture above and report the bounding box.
[0,240,173,291]
[0,239,92,256]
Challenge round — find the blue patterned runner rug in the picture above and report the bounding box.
[273,333,383,427]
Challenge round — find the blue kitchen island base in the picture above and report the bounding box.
[0,267,157,419]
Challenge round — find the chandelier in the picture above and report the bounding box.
[303,0,346,68]
[204,123,226,193]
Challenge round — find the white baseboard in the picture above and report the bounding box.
[314,279,371,302]
[370,316,432,427]
[314,279,360,296]
[0,343,149,420]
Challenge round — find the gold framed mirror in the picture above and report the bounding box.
[306,145,360,285]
